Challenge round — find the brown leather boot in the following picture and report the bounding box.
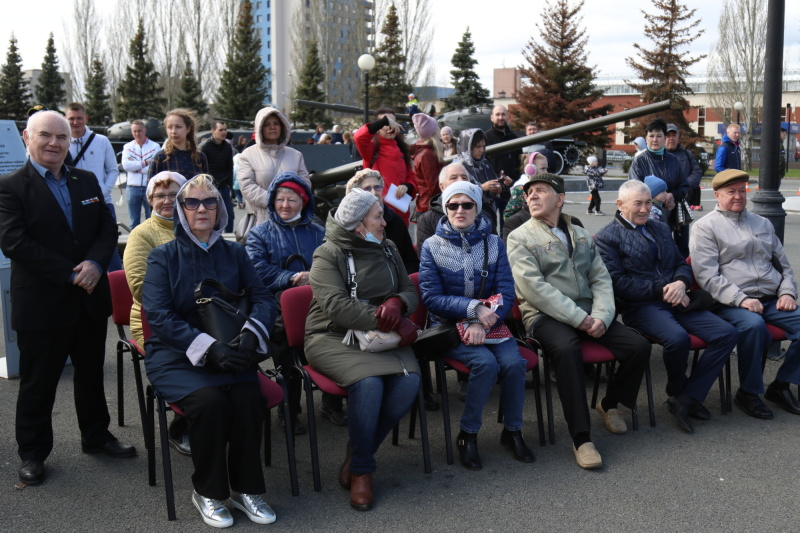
[339,442,352,489]
[349,473,373,511]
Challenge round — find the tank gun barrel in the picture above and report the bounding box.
[310,99,674,187]
[294,100,411,121]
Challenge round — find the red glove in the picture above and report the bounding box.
[395,318,419,347]
[374,297,404,332]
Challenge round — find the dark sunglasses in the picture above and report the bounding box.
[445,201,476,211]
[181,197,219,210]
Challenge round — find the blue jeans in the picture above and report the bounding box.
[219,186,235,233]
[446,340,526,434]
[126,185,150,229]
[105,202,123,272]
[346,373,420,474]
[623,303,736,402]
[714,301,800,394]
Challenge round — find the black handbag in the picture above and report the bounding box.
[413,324,461,357]
[194,279,268,343]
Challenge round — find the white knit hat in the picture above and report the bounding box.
[442,181,482,213]
[334,188,379,230]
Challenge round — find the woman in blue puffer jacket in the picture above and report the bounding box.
[246,171,324,434]
[418,181,533,471]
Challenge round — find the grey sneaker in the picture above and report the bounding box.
[230,492,277,524]
[192,490,233,528]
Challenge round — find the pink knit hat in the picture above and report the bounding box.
[412,113,438,141]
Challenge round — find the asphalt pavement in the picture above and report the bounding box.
[2,182,800,532]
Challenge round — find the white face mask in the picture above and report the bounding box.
[285,211,302,223]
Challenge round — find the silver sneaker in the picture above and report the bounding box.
[230,492,277,524]
[192,490,234,528]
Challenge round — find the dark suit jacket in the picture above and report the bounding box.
[0,161,118,330]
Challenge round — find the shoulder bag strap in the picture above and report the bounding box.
[72,132,96,166]
[477,238,489,299]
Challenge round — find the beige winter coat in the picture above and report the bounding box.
[238,107,310,224]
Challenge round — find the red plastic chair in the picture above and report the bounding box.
[409,274,546,466]
[108,269,148,429]
[141,310,299,521]
[280,284,431,492]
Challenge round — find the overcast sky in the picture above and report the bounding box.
[2,1,799,93]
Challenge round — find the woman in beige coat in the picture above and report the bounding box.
[305,189,420,512]
[238,107,310,225]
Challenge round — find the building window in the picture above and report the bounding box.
[256,15,262,22]
[256,1,261,8]
[622,108,631,144]
[697,106,706,137]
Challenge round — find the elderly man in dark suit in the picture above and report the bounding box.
[0,110,136,486]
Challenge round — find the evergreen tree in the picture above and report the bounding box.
[117,19,166,120]
[625,0,705,137]
[0,36,31,121]
[215,0,268,121]
[34,33,66,110]
[84,55,112,123]
[290,41,330,129]
[370,3,412,113]
[516,0,612,150]
[175,60,208,117]
[446,28,492,111]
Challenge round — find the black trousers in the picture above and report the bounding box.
[588,190,601,212]
[176,382,266,500]
[531,316,651,439]
[16,309,113,461]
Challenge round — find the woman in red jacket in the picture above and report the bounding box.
[354,107,417,226]
[409,113,444,216]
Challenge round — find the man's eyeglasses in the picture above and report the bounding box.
[362,185,384,193]
[445,202,476,211]
[152,193,178,201]
[181,197,219,210]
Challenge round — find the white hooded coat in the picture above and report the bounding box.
[238,107,311,224]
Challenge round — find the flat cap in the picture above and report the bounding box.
[712,169,749,190]
[523,173,565,195]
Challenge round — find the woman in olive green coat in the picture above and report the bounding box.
[305,188,420,512]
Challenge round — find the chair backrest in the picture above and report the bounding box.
[280,285,314,349]
[108,269,133,327]
[408,272,428,328]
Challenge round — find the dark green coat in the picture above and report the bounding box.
[304,212,420,387]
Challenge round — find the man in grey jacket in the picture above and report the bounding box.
[690,169,800,419]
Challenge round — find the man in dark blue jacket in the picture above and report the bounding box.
[714,123,742,172]
[595,180,736,433]
[665,123,702,256]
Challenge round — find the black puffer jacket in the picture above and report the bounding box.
[594,212,692,310]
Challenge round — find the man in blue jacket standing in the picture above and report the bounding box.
[714,123,742,172]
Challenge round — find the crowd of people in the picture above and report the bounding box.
[2,105,800,529]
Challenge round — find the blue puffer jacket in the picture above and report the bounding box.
[594,212,692,310]
[246,172,324,293]
[419,213,515,326]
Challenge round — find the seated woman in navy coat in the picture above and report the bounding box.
[143,174,278,528]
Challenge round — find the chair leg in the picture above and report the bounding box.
[435,358,454,464]
[146,386,156,487]
[531,367,546,447]
[117,346,125,427]
[408,395,418,440]
[132,351,148,440]
[392,422,400,445]
[645,361,656,428]
[542,356,555,445]
[415,386,432,474]
[590,363,602,410]
[725,360,733,412]
[273,372,299,496]
[156,394,176,521]
[300,368,322,492]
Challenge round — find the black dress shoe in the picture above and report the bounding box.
[82,439,137,458]
[456,430,482,470]
[500,429,535,463]
[665,396,694,433]
[765,381,800,415]
[734,389,774,420]
[169,434,192,456]
[689,399,712,421]
[19,460,44,485]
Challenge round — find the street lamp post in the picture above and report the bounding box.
[734,101,744,127]
[358,54,375,125]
